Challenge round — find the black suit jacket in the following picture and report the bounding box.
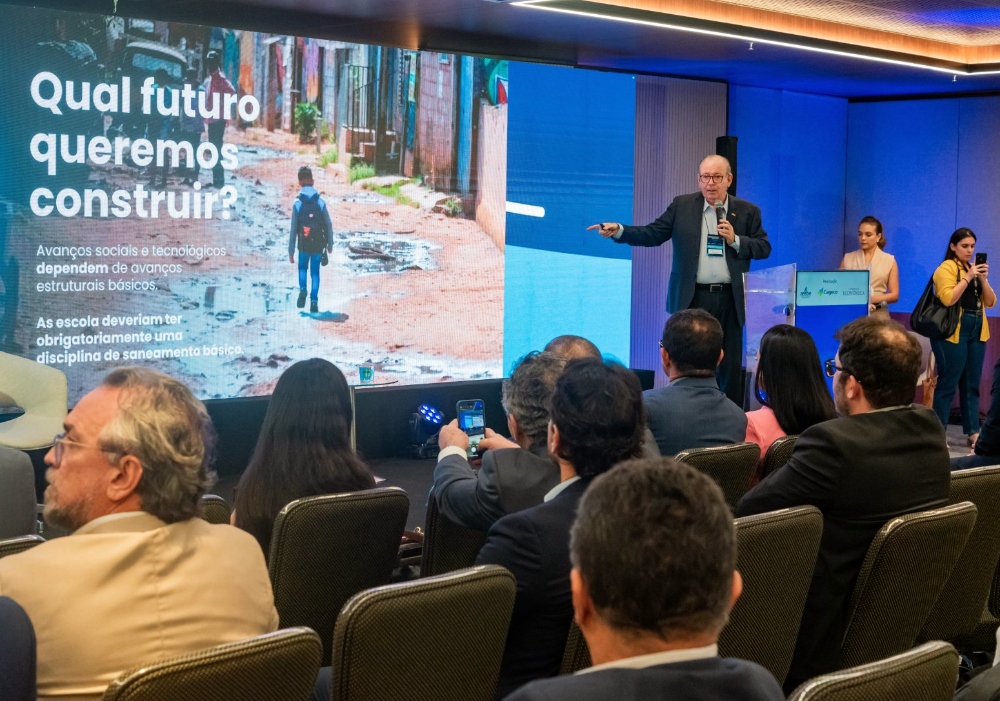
[616,192,771,325]
[476,478,589,700]
[432,445,560,532]
[735,405,951,687]
[503,656,785,701]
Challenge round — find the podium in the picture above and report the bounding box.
[744,265,870,405]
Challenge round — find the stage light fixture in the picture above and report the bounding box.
[408,403,444,459]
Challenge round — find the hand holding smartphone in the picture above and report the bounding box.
[456,399,486,458]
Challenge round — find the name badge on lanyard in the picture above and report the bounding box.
[706,210,724,257]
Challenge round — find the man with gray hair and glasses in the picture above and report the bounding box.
[434,351,565,531]
[0,367,278,701]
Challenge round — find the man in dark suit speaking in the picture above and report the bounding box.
[589,155,771,404]
[505,458,784,701]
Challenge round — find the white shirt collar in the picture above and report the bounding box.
[703,196,729,213]
[578,643,718,674]
[544,475,581,502]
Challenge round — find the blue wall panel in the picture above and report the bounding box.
[845,100,960,312]
[504,62,635,371]
[956,97,1000,281]
[729,86,847,272]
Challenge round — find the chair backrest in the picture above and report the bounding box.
[0,447,37,539]
[759,434,798,481]
[919,465,1000,643]
[787,641,959,701]
[0,535,44,560]
[675,442,760,509]
[420,493,488,577]
[330,565,515,701]
[991,560,1000,620]
[719,506,823,685]
[559,621,592,675]
[0,596,36,701]
[102,627,321,701]
[838,502,977,670]
[268,488,408,662]
[199,494,231,526]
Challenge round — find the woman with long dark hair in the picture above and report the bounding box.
[746,325,836,477]
[233,358,375,555]
[931,228,996,446]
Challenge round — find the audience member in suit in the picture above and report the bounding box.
[736,317,951,692]
[0,367,279,701]
[746,325,836,483]
[506,458,785,701]
[644,309,747,456]
[540,334,660,459]
[477,359,646,699]
[233,358,375,555]
[952,354,1000,470]
[434,351,565,531]
[0,596,35,701]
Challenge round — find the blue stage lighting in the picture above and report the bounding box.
[417,404,444,425]
[409,404,444,458]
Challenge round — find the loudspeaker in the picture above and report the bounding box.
[716,135,738,197]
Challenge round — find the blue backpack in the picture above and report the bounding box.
[296,192,329,254]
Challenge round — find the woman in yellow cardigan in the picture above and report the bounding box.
[931,228,996,446]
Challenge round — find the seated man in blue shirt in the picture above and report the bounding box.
[644,309,747,456]
[506,457,784,701]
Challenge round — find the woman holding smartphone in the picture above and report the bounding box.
[931,228,996,446]
[839,216,899,318]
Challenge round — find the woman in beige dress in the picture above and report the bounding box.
[839,216,899,318]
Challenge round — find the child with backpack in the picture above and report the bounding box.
[288,166,334,313]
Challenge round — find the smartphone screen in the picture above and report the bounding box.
[457,399,485,458]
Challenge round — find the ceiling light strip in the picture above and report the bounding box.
[512,0,1000,76]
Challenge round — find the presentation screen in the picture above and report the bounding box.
[0,6,634,401]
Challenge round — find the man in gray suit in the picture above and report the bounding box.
[433,351,565,531]
[590,155,771,404]
[644,309,747,457]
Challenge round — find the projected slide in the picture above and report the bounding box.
[0,8,510,400]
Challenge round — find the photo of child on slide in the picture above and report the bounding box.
[0,7,506,401]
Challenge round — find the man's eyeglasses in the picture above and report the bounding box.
[824,359,851,378]
[698,173,726,184]
[51,432,116,465]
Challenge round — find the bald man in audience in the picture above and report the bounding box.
[0,368,278,700]
[478,359,646,699]
[506,458,784,701]
[543,334,602,361]
[737,316,950,691]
